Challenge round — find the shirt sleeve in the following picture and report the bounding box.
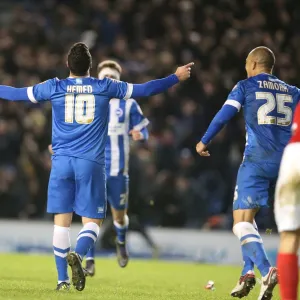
[101,74,179,100]
[223,81,246,111]
[0,86,30,101]
[100,77,132,100]
[27,79,56,103]
[140,127,149,140]
[201,101,239,145]
[129,100,150,132]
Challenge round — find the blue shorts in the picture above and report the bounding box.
[47,155,107,219]
[107,175,129,211]
[233,160,279,210]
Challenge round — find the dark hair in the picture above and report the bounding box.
[67,42,92,76]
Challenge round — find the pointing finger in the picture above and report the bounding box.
[185,62,194,68]
[201,151,210,157]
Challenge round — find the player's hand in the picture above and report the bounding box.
[48,144,54,155]
[175,62,194,82]
[196,141,210,157]
[129,130,144,141]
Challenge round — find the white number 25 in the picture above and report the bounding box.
[256,92,292,126]
[65,94,95,124]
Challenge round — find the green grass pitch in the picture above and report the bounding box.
[0,253,281,300]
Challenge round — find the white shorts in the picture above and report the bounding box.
[275,143,300,232]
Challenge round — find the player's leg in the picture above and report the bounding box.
[53,213,73,290]
[85,175,129,272]
[111,207,129,267]
[231,162,277,299]
[47,156,75,291]
[275,146,300,300]
[129,215,159,256]
[73,216,103,264]
[231,208,258,298]
[67,158,107,291]
[277,231,300,300]
[85,241,96,277]
[240,219,257,277]
[108,175,130,267]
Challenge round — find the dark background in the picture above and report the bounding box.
[1,0,299,230]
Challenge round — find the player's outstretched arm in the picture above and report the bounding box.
[104,63,194,100]
[0,86,30,101]
[197,81,245,156]
[0,79,54,102]
[196,104,238,156]
[131,63,194,98]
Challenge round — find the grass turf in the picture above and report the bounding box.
[0,253,281,300]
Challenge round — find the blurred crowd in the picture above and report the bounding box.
[1,0,300,230]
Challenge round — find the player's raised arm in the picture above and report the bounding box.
[0,79,55,103]
[196,81,245,157]
[0,86,31,101]
[103,63,194,100]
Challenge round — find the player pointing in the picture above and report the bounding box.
[0,42,193,291]
[196,46,300,300]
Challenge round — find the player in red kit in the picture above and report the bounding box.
[275,103,300,300]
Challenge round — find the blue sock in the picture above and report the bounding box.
[53,225,70,283]
[75,222,100,259]
[86,246,95,261]
[242,256,254,276]
[241,221,258,276]
[114,215,129,244]
[234,222,271,277]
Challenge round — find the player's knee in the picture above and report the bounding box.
[114,214,129,227]
[233,221,257,239]
[82,217,103,227]
[54,213,73,227]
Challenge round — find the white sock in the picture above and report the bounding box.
[53,225,71,283]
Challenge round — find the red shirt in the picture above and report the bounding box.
[290,102,300,144]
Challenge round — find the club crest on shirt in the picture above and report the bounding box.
[115,108,123,117]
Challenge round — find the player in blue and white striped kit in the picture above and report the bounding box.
[196,47,300,300]
[85,60,149,273]
[0,43,193,292]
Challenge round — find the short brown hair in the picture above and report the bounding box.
[67,42,92,76]
[97,60,122,75]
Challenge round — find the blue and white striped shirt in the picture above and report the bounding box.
[106,98,149,176]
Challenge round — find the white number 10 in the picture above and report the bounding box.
[65,94,95,124]
[256,92,292,126]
